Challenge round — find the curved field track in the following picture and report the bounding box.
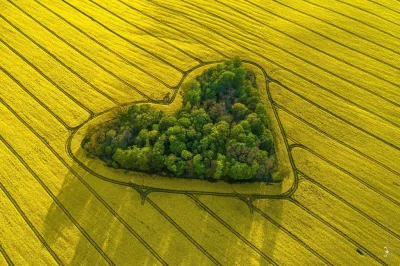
[1,0,399,265]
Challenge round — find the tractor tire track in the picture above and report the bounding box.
[275,0,400,51]
[188,194,280,266]
[123,0,400,131]
[3,3,390,260]
[268,78,400,151]
[243,199,333,265]
[289,144,400,240]
[0,181,63,266]
[0,100,167,266]
[276,104,400,206]
[336,0,400,25]
[300,171,400,240]
[89,0,202,63]
[1,15,120,107]
[19,54,389,266]
[242,0,400,70]
[117,0,228,59]
[0,136,113,265]
[275,102,400,179]
[215,0,400,87]
[33,0,180,90]
[304,0,400,37]
[3,40,388,266]
[6,0,153,102]
[366,0,400,15]
[62,0,185,76]
[147,0,400,128]
[3,2,396,265]
[144,195,220,266]
[287,197,389,265]
[178,0,400,106]
[0,66,75,131]
[0,240,14,266]
[1,39,94,119]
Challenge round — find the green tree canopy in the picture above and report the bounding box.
[83,58,278,182]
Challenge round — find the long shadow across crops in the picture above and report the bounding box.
[1,1,398,264]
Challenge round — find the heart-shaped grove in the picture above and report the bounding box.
[69,59,295,197]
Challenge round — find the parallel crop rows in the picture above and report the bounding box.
[1,0,398,265]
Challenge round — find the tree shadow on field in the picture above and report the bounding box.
[250,197,283,265]
[41,162,283,265]
[42,164,224,265]
[231,184,283,265]
[41,168,157,266]
[186,182,283,265]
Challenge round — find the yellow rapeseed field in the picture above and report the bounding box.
[1,0,399,265]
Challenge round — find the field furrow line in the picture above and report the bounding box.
[188,195,279,266]
[277,105,400,205]
[215,0,400,87]
[292,178,400,264]
[293,112,400,197]
[269,80,400,151]
[1,98,168,265]
[247,200,333,265]
[59,53,300,262]
[243,0,400,70]
[0,136,114,265]
[117,0,228,59]
[178,0,400,105]
[0,54,300,266]
[5,1,153,102]
[275,102,400,179]
[288,198,389,265]
[0,20,120,108]
[289,146,400,241]
[253,0,400,69]
[252,198,384,265]
[257,131,396,263]
[304,0,400,35]
[196,195,326,265]
[34,0,178,90]
[67,122,292,200]
[46,0,196,76]
[2,1,397,264]
[283,114,399,203]
[76,181,220,265]
[274,0,400,53]
[1,39,94,119]
[270,82,400,173]
[148,0,400,124]
[338,0,400,24]
[61,0,184,75]
[1,122,160,265]
[270,70,400,133]
[294,166,400,240]
[145,196,220,266]
[0,182,63,266]
[335,0,400,37]
[0,243,14,266]
[246,60,300,199]
[0,67,73,130]
[89,0,201,63]
[290,144,400,232]
[367,0,400,14]
[148,193,285,265]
